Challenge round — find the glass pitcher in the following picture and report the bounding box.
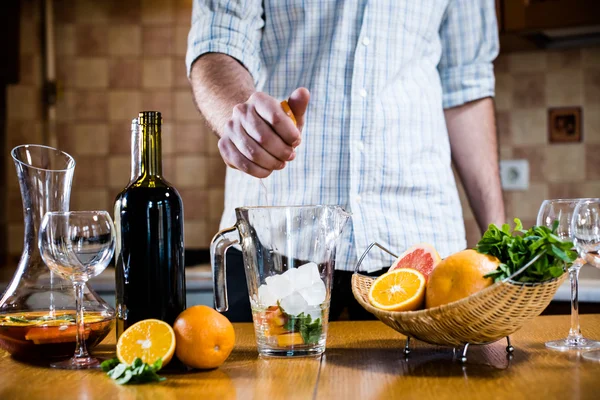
[211,205,350,357]
[0,145,114,360]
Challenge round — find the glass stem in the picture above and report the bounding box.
[567,264,583,341]
[73,282,90,359]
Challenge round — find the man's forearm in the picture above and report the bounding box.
[445,97,505,233]
[189,53,256,137]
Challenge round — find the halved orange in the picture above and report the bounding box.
[281,100,297,127]
[368,268,426,312]
[116,319,176,366]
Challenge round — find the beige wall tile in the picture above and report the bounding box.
[587,144,600,180]
[510,108,546,146]
[75,58,109,88]
[584,68,600,104]
[175,122,206,154]
[174,91,201,121]
[207,188,225,222]
[109,58,142,89]
[8,224,24,256]
[206,128,220,156]
[584,107,600,144]
[75,25,108,56]
[513,146,546,183]
[512,73,546,109]
[546,70,583,107]
[508,52,547,73]
[494,73,513,111]
[206,156,226,188]
[163,155,176,181]
[7,85,40,120]
[6,191,23,224]
[143,26,173,56]
[499,146,513,160]
[57,57,76,89]
[56,123,76,156]
[496,111,511,146]
[174,156,207,188]
[455,179,474,221]
[108,25,141,56]
[71,189,110,211]
[510,183,549,221]
[75,0,109,24]
[54,0,76,23]
[162,122,175,154]
[582,47,600,68]
[548,182,600,200]
[20,15,40,55]
[184,220,208,248]
[142,58,173,88]
[108,91,142,121]
[464,219,480,249]
[547,49,581,71]
[544,145,586,183]
[178,189,208,219]
[74,91,109,121]
[19,54,42,86]
[73,156,108,188]
[108,0,141,24]
[140,90,173,118]
[109,122,132,154]
[56,90,77,122]
[73,123,109,155]
[108,156,131,189]
[174,0,193,24]
[56,25,76,56]
[142,0,174,24]
[172,56,189,88]
[174,26,189,57]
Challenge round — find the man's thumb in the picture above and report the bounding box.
[287,87,310,131]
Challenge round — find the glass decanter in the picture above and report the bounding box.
[0,145,114,360]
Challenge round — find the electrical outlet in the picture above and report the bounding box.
[500,159,529,191]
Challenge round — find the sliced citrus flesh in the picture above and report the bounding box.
[116,319,176,366]
[281,100,297,127]
[368,268,426,311]
[390,243,441,281]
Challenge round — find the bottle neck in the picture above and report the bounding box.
[138,120,162,178]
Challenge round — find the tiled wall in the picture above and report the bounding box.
[4,0,600,261]
[460,47,600,247]
[5,0,224,261]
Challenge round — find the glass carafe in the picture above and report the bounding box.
[0,145,114,359]
[211,205,350,357]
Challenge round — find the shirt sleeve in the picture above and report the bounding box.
[437,0,499,109]
[185,0,265,85]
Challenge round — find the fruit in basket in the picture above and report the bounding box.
[368,268,426,311]
[389,243,441,280]
[173,305,235,369]
[425,249,499,308]
[116,319,176,366]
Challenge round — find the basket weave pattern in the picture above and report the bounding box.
[352,273,567,347]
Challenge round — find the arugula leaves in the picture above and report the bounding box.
[101,357,166,385]
[476,218,577,283]
[279,306,323,345]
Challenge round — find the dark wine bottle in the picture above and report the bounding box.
[114,111,186,338]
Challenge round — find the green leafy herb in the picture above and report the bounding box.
[101,357,165,385]
[278,303,323,345]
[476,218,578,283]
[7,316,29,323]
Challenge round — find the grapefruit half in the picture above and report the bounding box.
[389,243,441,281]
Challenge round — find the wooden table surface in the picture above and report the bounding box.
[1,315,600,400]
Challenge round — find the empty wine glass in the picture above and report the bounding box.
[537,199,600,351]
[38,211,116,369]
[571,199,600,361]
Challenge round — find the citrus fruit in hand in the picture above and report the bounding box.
[389,243,441,281]
[281,100,297,127]
[425,249,500,308]
[368,268,426,311]
[173,305,235,369]
[116,319,176,366]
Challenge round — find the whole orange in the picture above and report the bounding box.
[173,305,235,369]
[425,249,500,308]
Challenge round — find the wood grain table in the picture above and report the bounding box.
[1,315,600,400]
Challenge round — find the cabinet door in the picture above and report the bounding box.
[504,0,600,32]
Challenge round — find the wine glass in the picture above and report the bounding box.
[537,199,600,351]
[571,199,600,361]
[38,211,116,369]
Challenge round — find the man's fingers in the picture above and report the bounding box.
[225,120,286,171]
[247,92,301,147]
[217,137,273,179]
[240,107,296,162]
[287,87,310,132]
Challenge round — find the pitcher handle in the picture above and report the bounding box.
[210,226,240,312]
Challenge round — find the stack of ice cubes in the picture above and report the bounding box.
[258,262,326,317]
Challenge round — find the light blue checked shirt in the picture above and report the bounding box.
[187,0,499,271]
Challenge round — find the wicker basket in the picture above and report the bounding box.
[351,243,567,352]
